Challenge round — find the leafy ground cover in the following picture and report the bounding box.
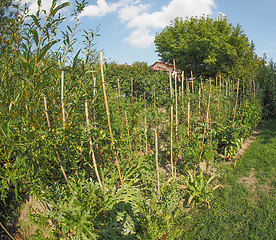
[179,118,276,239]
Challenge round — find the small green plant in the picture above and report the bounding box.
[184,170,223,209]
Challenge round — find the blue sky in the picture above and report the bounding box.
[22,0,276,65]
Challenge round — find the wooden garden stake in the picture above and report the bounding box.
[226,77,228,97]
[187,98,190,136]
[85,100,103,191]
[186,77,189,93]
[253,79,256,100]
[169,71,174,176]
[144,92,148,155]
[249,78,252,102]
[217,87,221,122]
[124,110,133,158]
[100,50,124,186]
[61,71,66,127]
[216,76,218,97]
[232,79,240,126]
[153,84,156,108]
[117,78,120,97]
[199,82,211,164]
[0,221,15,240]
[181,71,184,95]
[175,70,178,136]
[43,95,74,195]
[219,74,222,94]
[93,75,97,125]
[154,128,160,199]
[191,71,194,94]
[243,77,245,97]
[198,86,201,117]
[131,77,133,110]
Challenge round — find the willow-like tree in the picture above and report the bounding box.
[154,15,260,78]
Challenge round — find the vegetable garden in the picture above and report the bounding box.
[0,1,275,239]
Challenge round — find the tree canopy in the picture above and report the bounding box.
[154,16,260,78]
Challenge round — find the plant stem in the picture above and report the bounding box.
[124,110,133,158]
[199,79,211,164]
[85,100,103,191]
[232,79,240,126]
[170,71,174,177]
[100,50,123,186]
[154,128,160,199]
[0,221,15,240]
[61,71,66,128]
[43,95,74,195]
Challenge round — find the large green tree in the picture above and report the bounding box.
[154,16,259,78]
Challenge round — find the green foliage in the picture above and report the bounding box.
[178,119,276,239]
[256,59,276,118]
[154,15,260,79]
[184,171,222,208]
[0,1,274,239]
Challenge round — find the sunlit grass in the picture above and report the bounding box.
[180,119,276,239]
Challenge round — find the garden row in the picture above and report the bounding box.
[0,1,275,239]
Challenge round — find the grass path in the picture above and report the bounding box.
[180,119,276,239]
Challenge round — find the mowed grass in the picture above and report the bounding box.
[180,119,276,239]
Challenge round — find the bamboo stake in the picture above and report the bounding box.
[93,75,97,125]
[124,109,133,158]
[144,92,148,155]
[61,71,66,127]
[117,78,120,97]
[186,77,189,93]
[232,79,240,126]
[191,71,194,94]
[187,98,190,136]
[198,86,201,118]
[169,71,174,177]
[219,74,222,94]
[85,100,103,191]
[249,78,252,102]
[199,79,211,164]
[0,221,15,240]
[181,71,184,95]
[153,84,156,108]
[226,77,228,97]
[216,76,218,97]
[175,71,178,136]
[154,128,160,199]
[100,50,124,186]
[242,77,245,97]
[253,79,256,100]
[209,109,213,146]
[131,77,133,110]
[43,95,74,195]
[217,87,221,122]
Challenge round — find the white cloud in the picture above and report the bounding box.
[127,0,215,29]
[124,28,155,48]
[79,0,128,18]
[20,0,70,15]
[123,0,215,48]
[118,3,149,22]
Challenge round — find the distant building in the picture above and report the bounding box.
[151,61,175,71]
[151,61,181,78]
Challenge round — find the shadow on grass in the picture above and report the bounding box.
[179,118,276,240]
